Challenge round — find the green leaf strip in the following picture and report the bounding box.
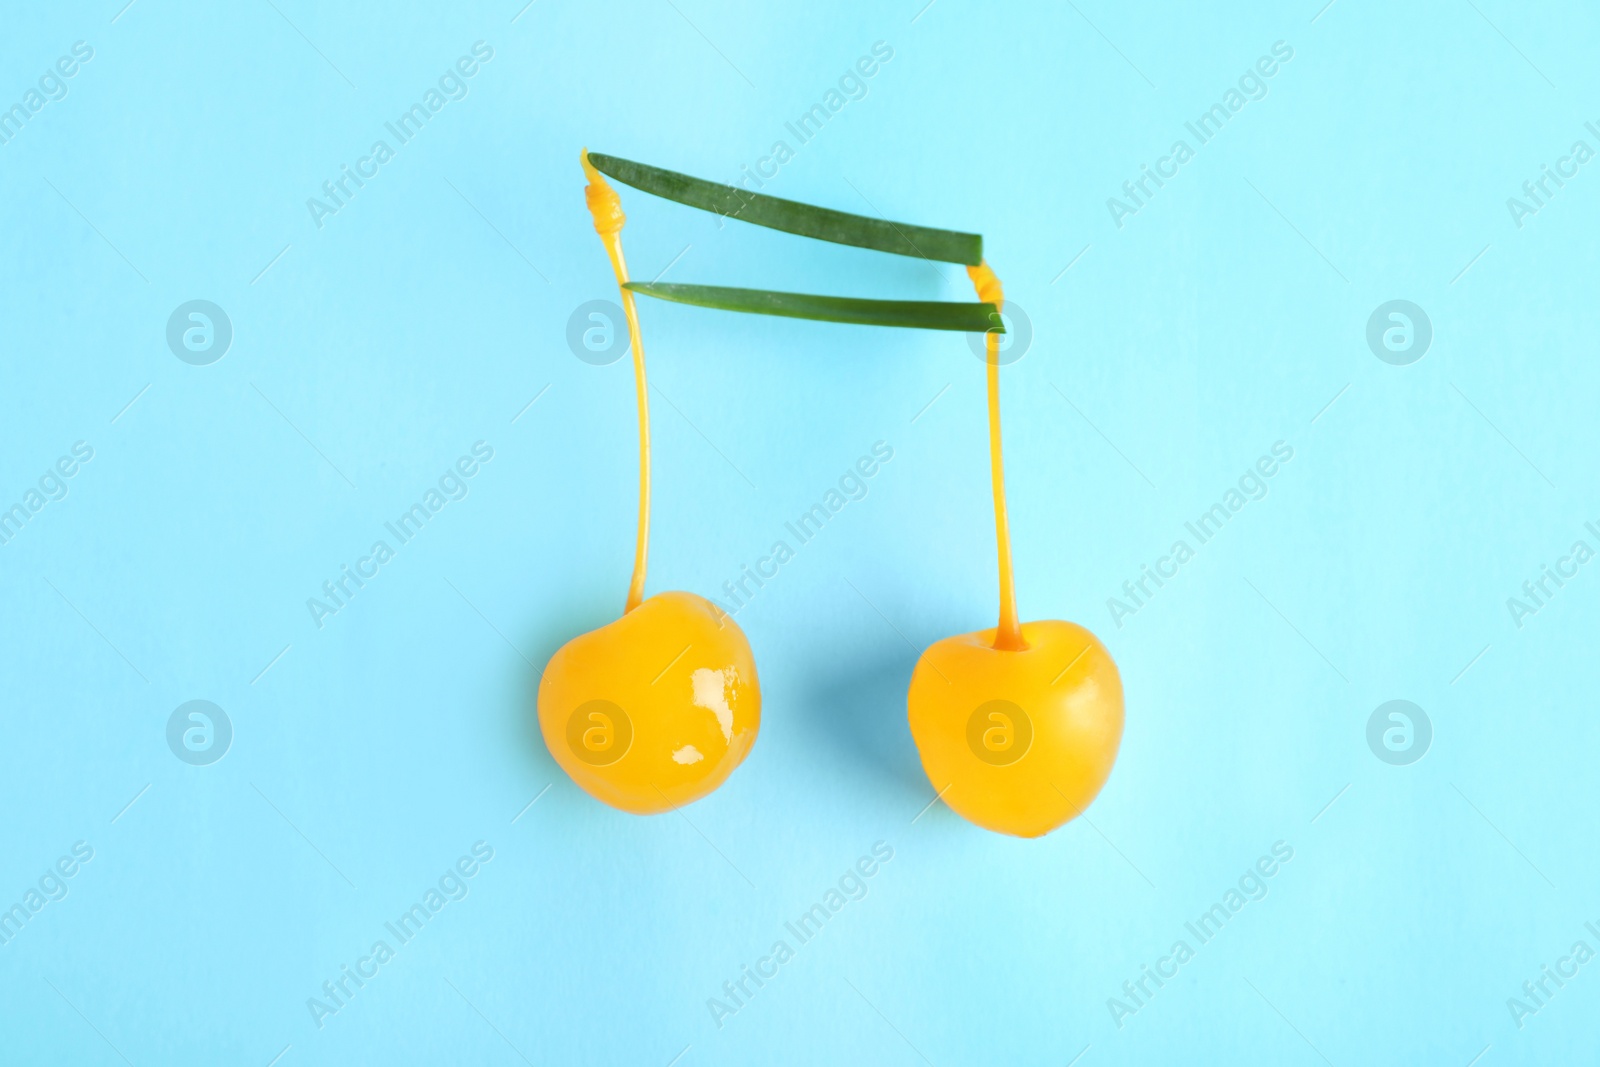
[589,152,983,266]
[624,282,1003,333]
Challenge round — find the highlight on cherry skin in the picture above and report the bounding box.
[907,620,1123,838]
[537,591,760,814]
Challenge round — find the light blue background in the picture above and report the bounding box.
[3,0,1598,1063]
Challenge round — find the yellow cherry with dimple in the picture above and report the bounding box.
[538,152,761,813]
[906,262,1125,838]
[908,622,1122,838]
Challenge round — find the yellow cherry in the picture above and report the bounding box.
[908,621,1122,838]
[547,152,762,813]
[907,261,1125,837]
[538,591,760,814]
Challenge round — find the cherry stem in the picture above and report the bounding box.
[971,262,1026,652]
[582,150,651,614]
[618,273,650,614]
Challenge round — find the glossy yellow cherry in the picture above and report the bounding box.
[539,591,760,814]
[549,153,762,813]
[908,621,1122,837]
[906,261,1125,837]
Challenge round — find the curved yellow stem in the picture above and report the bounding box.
[968,261,1026,651]
[582,149,651,613]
